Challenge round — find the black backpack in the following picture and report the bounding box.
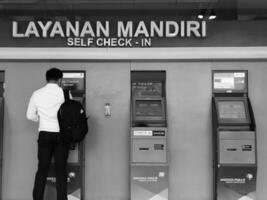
[58,89,88,143]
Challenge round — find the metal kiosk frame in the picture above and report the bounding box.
[130,71,169,200]
[212,70,257,200]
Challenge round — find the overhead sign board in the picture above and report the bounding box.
[11,20,206,47]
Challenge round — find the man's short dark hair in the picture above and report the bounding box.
[46,68,63,81]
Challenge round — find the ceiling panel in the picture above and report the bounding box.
[237,0,267,9]
[178,0,216,2]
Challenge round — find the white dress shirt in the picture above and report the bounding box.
[26,83,64,132]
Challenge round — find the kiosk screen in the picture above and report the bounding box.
[62,72,85,92]
[132,82,162,98]
[135,100,163,117]
[218,101,247,120]
[213,72,246,92]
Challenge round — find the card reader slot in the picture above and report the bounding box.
[226,148,237,151]
[139,148,149,151]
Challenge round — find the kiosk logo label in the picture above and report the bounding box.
[133,176,158,182]
[220,178,246,184]
[12,20,207,47]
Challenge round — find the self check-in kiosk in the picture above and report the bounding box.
[45,71,86,200]
[212,70,257,200]
[130,71,168,200]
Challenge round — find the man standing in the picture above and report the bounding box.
[27,68,69,200]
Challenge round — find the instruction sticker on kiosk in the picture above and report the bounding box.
[133,130,153,136]
[214,73,235,89]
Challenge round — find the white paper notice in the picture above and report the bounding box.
[214,77,235,89]
[234,72,245,78]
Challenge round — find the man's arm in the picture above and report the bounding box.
[26,93,39,122]
[69,90,73,99]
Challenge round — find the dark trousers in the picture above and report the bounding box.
[33,131,69,200]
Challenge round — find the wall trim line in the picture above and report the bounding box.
[0,47,267,60]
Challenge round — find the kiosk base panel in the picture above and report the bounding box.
[131,165,168,200]
[217,166,256,200]
[44,165,82,200]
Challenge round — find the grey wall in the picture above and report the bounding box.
[0,61,267,200]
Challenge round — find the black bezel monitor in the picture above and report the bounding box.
[215,98,251,125]
[212,70,248,94]
[132,98,166,123]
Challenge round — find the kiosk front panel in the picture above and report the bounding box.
[219,131,256,164]
[212,70,257,200]
[45,71,86,200]
[131,127,167,163]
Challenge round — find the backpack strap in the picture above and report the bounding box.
[63,89,70,101]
